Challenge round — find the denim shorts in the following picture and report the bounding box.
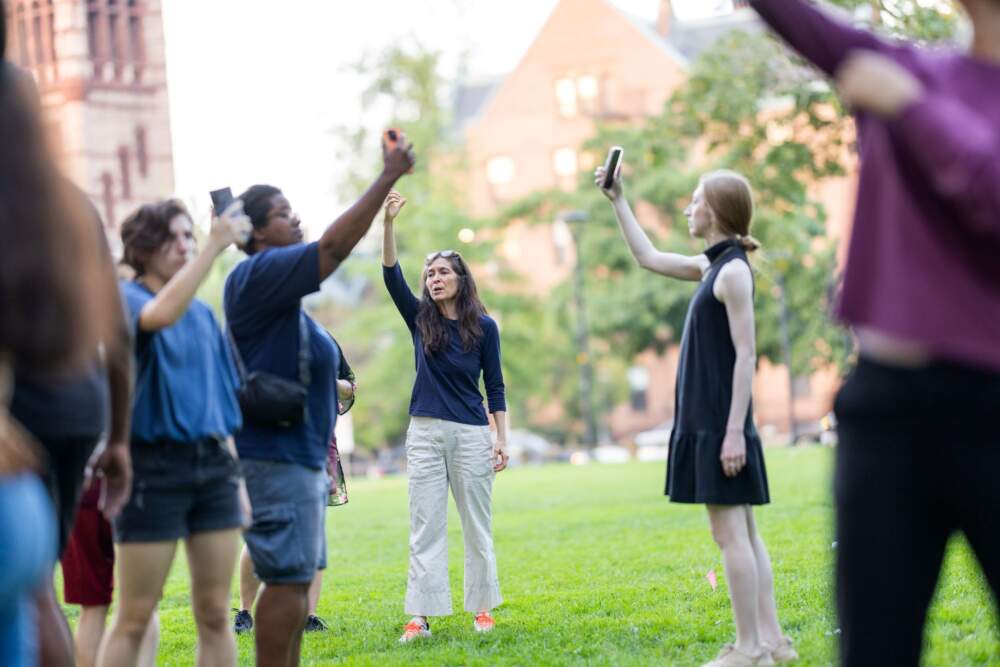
[241,459,326,584]
[113,438,243,543]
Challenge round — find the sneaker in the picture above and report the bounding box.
[399,618,431,643]
[304,615,329,632]
[232,608,253,634]
[701,644,775,667]
[766,636,798,664]
[473,612,496,633]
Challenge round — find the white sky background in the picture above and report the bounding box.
[162,0,714,236]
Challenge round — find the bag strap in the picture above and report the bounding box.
[226,311,311,387]
[298,311,312,388]
[226,325,248,383]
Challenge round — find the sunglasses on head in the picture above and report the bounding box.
[425,250,461,263]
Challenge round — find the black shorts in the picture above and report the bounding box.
[37,436,100,557]
[113,438,243,543]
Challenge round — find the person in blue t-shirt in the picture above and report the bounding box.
[98,199,252,666]
[224,137,414,666]
[380,191,508,643]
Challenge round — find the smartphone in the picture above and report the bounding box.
[209,187,234,215]
[602,146,623,190]
[383,128,414,173]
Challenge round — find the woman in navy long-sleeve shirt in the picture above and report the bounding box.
[750,1,1000,665]
[381,191,508,643]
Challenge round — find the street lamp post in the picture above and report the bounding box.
[559,211,600,448]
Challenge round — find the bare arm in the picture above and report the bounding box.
[714,260,757,477]
[320,141,415,280]
[594,165,707,281]
[138,203,251,332]
[381,191,406,267]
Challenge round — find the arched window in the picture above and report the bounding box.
[118,146,131,199]
[135,126,148,178]
[101,172,116,228]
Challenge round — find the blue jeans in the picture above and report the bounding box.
[0,474,57,666]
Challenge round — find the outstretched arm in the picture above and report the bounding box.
[594,165,707,281]
[750,0,887,77]
[319,140,415,280]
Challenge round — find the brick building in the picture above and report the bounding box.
[3,0,174,250]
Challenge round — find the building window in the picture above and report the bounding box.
[554,77,577,118]
[553,147,578,190]
[31,2,44,66]
[108,0,121,77]
[577,75,599,114]
[87,2,101,61]
[135,126,148,177]
[101,172,115,228]
[15,4,30,66]
[486,156,514,186]
[627,365,650,413]
[118,146,131,199]
[127,0,143,75]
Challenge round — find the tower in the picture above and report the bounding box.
[4,0,174,243]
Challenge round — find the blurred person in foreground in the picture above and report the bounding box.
[750,1,1000,664]
[1,13,120,664]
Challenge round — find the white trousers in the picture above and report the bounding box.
[404,416,502,616]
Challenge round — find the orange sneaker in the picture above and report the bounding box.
[473,612,496,633]
[399,618,431,643]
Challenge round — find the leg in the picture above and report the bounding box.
[834,364,951,667]
[404,419,452,618]
[37,437,96,667]
[254,583,309,666]
[707,504,760,653]
[448,425,502,614]
[308,570,322,616]
[239,545,261,613]
[184,528,241,667]
[137,612,159,667]
[74,605,109,667]
[743,508,784,647]
[34,580,75,667]
[97,541,176,667]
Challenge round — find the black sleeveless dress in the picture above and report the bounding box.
[665,239,770,505]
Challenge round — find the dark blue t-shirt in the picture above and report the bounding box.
[383,262,506,425]
[121,280,242,444]
[224,242,340,470]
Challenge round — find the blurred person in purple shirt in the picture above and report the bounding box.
[751,1,1000,665]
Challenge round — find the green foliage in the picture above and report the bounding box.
[66,450,1000,665]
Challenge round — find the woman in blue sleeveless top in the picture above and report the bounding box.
[596,164,794,667]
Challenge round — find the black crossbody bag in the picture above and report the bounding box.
[227,314,311,428]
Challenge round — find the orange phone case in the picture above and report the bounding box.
[383,128,413,173]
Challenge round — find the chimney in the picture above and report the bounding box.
[657,0,673,37]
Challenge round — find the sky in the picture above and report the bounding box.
[161,0,716,236]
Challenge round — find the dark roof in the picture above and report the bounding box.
[451,4,764,131]
[452,79,501,132]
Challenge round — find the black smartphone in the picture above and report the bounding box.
[209,187,234,215]
[602,146,623,190]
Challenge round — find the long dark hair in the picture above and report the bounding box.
[416,253,486,355]
[0,59,109,373]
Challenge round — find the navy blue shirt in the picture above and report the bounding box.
[224,242,340,470]
[383,262,506,425]
[121,280,242,444]
[10,367,108,442]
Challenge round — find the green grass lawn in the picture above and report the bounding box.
[60,446,999,665]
